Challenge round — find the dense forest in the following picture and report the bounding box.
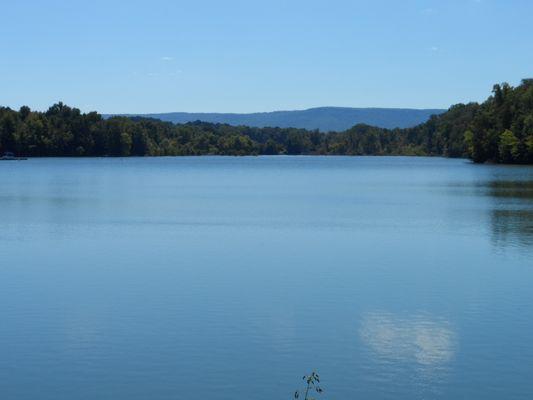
[1,79,532,163]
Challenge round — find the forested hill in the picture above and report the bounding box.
[107,107,445,131]
[1,79,532,163]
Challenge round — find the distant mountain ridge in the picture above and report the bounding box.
[107,107,445,131]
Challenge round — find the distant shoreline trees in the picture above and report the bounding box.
[1,79,532,163]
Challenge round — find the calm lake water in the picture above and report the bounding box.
[1,156,533,400]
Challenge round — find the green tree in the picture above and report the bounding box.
[119,132,132,156]
[1,78,533,163]
[0,111,17,152]
[498,129,519,163]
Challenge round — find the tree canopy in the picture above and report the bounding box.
[1,79,532,163]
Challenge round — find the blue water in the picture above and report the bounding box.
[1,156,532,400]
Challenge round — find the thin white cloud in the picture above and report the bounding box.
[161,56,174,61]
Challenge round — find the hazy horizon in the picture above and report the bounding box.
[111,105,447,116]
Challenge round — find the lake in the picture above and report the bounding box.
[1,156,532,400]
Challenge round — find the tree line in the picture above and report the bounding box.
[1,79,532,163]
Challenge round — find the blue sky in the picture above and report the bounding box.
[1,0,532,113]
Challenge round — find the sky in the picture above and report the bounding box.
[1,0,532,114]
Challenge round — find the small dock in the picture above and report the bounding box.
[1,152,27,160]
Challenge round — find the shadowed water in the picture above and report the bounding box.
[1,156,532,400]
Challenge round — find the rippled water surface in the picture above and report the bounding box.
[1,156,532,399]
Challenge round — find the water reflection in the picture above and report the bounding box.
[491,209,533,249]
[485,181,533,249]
[360,312,456,366]
[359,312,456,398]
[4,158,533,399]
[486,180,533,199]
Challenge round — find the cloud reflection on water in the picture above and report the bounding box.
[359,312,456,366]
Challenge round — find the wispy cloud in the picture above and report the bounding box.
[430,46,439,52]
[161,56,174,61]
